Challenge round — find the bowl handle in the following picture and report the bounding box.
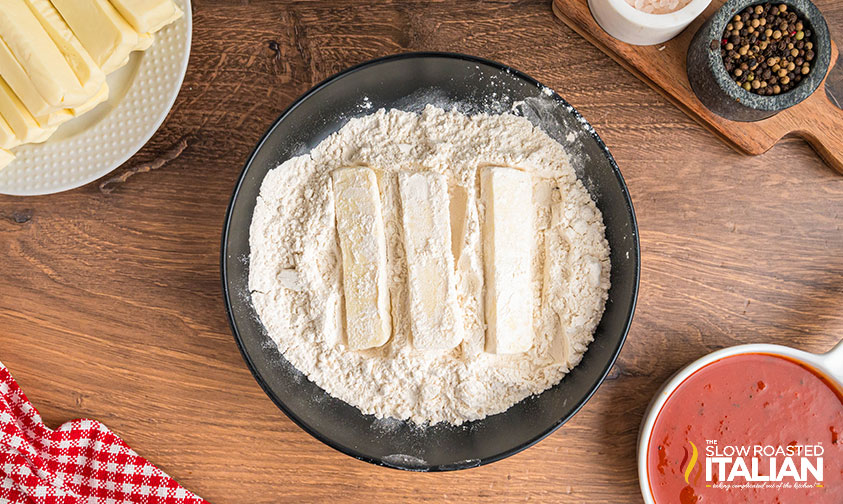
[821,338,843,383]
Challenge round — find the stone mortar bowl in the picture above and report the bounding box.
[687,0,831,121]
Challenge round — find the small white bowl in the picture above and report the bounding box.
[588,0,712,45]
[637,339,843,503]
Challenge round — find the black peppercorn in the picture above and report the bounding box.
[720,2,815,95]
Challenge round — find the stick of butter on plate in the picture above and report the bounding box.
[71,83,109,117]
[0,115,21,150]
[0,148,14,170]
[0,0,87,109]
[0,37,56,117]
[134,32,155,51]
[35,108,73,128]
[110,0,182,34]
[0,77,57,144]
[51,0,140,74]
[23,0,108,102]
[332,167,392,351]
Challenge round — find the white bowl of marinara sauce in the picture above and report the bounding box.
[638,339,843,503]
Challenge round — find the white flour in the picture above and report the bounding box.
[249,106,610,425]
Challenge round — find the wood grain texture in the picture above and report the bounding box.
[1,0,843,502]
[553,0,843,172]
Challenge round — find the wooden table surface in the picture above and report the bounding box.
[2,1,842,502]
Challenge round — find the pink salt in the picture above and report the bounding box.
[624,0,693,14]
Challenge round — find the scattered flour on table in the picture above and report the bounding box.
[249,106,610,425]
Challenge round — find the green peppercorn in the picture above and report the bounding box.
[795,30,804,40]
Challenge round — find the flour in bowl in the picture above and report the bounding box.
[249,106,610,425]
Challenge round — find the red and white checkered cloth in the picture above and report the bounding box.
[0,361,208,504]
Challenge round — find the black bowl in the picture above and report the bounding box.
[687,0,832,121]
[222,52,640,471]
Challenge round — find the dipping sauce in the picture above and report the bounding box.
[647,353,843,503]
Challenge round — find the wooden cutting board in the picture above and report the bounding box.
[552,0,843,173]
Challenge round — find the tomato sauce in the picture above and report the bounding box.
[647,353,843,503]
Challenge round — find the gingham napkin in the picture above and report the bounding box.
[0,361,208,504]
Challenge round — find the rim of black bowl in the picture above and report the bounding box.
[707,0,831,111]
[221,51,641,471]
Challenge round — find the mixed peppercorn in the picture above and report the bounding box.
[712,3,815,95]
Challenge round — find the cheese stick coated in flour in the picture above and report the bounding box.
[481,166,534,354]
[398,171,463,351]
[332,167,391,351]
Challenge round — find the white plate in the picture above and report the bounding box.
[0,0,192,196]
